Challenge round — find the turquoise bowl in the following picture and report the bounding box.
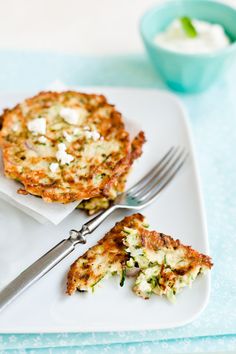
[140,0,236,92]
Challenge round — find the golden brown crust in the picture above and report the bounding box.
[67,213,213,298]
[0,91,145,204]
[130,131,146,163]
[139,228,213,271]
[101,131,146,198]
[67,213,144,295]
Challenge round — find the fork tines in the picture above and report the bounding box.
[127,146,188,205]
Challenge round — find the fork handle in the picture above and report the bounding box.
[0,204,119,312]
[0,202,120,313]
[0,239,75,312]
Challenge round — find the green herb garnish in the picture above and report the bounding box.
[91,276,105,292]
[120,269,126,287]
[164,255,167,265]
[180,17,198,38]
[149,276,158,288]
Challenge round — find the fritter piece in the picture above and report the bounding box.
[67,213,212,301]
[67,214,145,295]
[124,221,213,301]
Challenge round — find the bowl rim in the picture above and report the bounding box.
[140,0,236,59]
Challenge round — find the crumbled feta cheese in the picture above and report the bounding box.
[27,117,46,135]
[73,127,81,135]
[85,130,100,141]
[60,108,78,125]
[12,122,21,132]
[92,131,100,141]
[56,143,74,165]
[38,136,47,144]
[49,162,59,173]
[63,131,73,142]
[60,107,87,125]
[137,275,152,293]
[128,247,143,258]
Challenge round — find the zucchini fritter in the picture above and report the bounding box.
[67,213,213,301]
[0,91,145,204]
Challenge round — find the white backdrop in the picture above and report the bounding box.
[0,0,235,54]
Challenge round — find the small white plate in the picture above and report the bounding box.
[0,87,210,333]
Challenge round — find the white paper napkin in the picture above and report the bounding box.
[0,152,79,224]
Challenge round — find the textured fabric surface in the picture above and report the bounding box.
[1,335,236,354]
[0,51,235,352]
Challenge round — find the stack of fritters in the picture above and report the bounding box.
[0,91,145,214]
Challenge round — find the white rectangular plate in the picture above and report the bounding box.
[0,87,210,333]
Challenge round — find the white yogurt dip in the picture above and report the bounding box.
[155,18,230,54]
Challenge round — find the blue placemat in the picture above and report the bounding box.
[0,50,235,353]
[1,335,236,354]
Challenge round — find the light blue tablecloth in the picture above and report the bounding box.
[0,50,235,353]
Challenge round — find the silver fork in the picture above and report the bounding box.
[0,146,188,312]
